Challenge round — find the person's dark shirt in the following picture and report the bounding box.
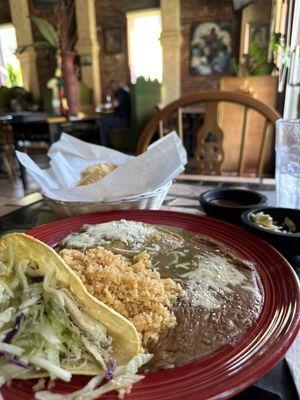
[114,88,131,122]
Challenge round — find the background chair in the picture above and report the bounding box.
[136,91,280,178]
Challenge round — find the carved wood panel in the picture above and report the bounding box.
[189,102,224,174]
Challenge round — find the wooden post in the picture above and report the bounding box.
[75,0,101,106]
[160,0,182,105]
[9,0,40,100]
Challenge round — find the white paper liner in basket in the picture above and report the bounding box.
[16,132,186,212]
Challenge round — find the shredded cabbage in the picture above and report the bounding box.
[0,342,24,356]
[15,260,29,289]
[0,246,151,399]
[0,308,15,329]
[0,282,13,304]
[29,356,72,382]
[0,241,13,275]
[0,269,113,385]
[35,354,152,400]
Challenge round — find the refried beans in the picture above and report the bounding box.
[60,221,263,371]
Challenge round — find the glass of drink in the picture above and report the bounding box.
[276,119,300,209]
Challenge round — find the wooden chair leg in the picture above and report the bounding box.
[18,160,27,190]
[3,155,15,181]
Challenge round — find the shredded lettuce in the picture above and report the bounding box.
[0,241,13,275]
[1,362,30,379]
[0,375,5,387]
[0,308,15,329]
[30,323,61,346]
[0,342,24,356]
[35,354,152,400]
[15,260,29,289]
[29,356,72,382]
[115,353,152,376]
[0,269,113,386]
[19,296,39,310]
[0,247,151,399]
[0,282,13,304]
[43,274,65,309]
[81,337,106,370]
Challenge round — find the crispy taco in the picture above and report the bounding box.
[0,233,142,387]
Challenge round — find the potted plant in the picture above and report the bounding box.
[18,0,80,115]
[230,41,275,77]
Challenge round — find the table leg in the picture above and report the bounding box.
[48,123,60,144]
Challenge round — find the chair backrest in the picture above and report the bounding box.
[136,91,281,177]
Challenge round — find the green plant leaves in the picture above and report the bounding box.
[31,17,59,48]
[16,41,56,54]
[251,63,274,76]
[229,57,239,75]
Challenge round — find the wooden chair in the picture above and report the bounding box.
[136,91,281,178]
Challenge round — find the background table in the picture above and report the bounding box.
[0,176,298,400]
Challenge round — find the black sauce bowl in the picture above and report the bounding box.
[199,189,267,225]
[241,207,300,257]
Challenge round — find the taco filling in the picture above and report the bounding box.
[0,274,111,381]
[0,233,149,398]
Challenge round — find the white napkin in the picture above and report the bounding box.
[285,333,300,397]
[16,132,187,202]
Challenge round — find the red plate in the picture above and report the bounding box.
[3,210,300,400]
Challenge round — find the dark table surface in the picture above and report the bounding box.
[0,181,299,399]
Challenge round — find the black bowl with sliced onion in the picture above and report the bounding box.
[241,206,300,257]
[199,189,267,224]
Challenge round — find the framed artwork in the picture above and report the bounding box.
[190,21,232,76]
[32,0,59,9]
[244,21,270,54]
[232,0,254,11]
[103,27,122,54]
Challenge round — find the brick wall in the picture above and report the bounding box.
[180,0,241,96]
[0,0,11,24]
[95,0,129,99]
[27,0,131,101]
[13,0,243,101]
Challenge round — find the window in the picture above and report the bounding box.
[127,9,162,83]
[0,24,23,87]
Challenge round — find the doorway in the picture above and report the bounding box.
[127,9,162,83]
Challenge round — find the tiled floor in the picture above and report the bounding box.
[0,152,49,215]
[0,173,39,216]
[0,152,47,216]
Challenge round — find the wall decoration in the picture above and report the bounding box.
[190,21,232,76]
[103,27,122,54]
[244,21,270,55]
[32,0,59,8]
[232,0,254,11]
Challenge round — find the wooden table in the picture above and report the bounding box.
[0,176,298,399]
[0,112,111,189]
[0,112,111,145]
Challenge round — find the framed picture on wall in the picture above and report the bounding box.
[103,27,122,54]
[243,21,270,54]
[232,0,255,11]
[190,21,232,76]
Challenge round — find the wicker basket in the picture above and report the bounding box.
[43,182,172,218]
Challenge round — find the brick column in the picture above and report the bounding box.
[75,0,101,105]
[160,0,182,105]
[9,0,40,100]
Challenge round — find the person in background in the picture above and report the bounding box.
[98,80,131,146]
